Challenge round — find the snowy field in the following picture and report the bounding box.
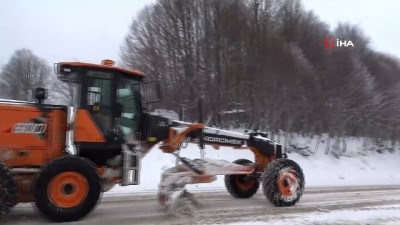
[108,135,400,194]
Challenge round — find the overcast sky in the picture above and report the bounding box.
[0,0,399,69]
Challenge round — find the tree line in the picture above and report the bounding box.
[120,0,400,143]
[1,0,400,147]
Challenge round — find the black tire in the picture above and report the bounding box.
[262,158,305,207]
[224,159,259,198]
[0,163,17,219]
[33,156,101,222]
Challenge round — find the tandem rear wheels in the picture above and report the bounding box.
[0,163,17,220]
[224,158,305,207]
[33,156,102,222]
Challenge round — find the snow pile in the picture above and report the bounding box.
[226,204,400,225]
[151,109,179,120]
[108,137,400,195]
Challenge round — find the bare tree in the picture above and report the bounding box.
[0,49,51,101]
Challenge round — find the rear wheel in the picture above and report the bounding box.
[33,156,101,222]
[0,163,17,219]
[262,158,305,206]
[224,159,259,198]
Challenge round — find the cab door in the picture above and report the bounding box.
[74,70,117,143]
[73,70,122,165]
[116,77,142,144]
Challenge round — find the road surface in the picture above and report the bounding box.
[3,186,400,225]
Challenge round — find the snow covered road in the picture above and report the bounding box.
[3,186,400,225]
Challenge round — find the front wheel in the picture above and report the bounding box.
[33,156,101,222]
[262,158,305,206]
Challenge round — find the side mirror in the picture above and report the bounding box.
[142,81,163,104]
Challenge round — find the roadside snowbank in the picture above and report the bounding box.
[226,204,400,225]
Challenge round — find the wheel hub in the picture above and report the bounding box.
[63,184,75,195]
[277,169,299,197]
[235,176,256,190]
[48,172,89,208]
[283,179,290,187]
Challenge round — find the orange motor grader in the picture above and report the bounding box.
[0,60,305,221]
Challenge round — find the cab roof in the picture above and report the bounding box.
[58,62,144,77]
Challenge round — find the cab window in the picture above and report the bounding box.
[86,71,114,135]
[117,78,141,142]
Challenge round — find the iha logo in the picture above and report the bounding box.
[324,37,354,49]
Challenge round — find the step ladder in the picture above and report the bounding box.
[121,143,141,186]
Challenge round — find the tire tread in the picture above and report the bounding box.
[0,163,17,219]
[262,158,305,207]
